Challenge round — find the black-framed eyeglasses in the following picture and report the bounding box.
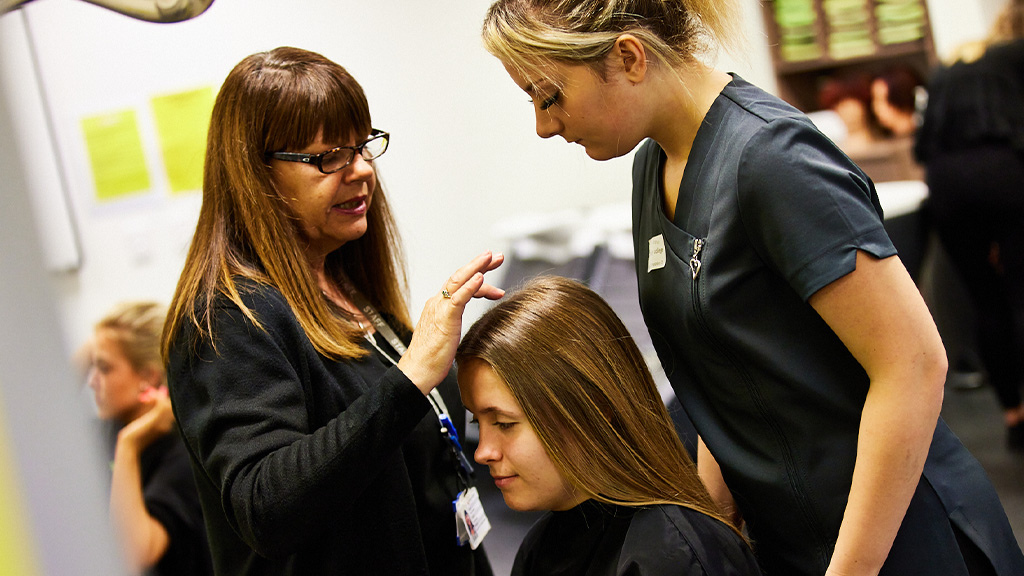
[268,129,389,174]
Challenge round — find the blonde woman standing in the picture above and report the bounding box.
[481,1,1024,575]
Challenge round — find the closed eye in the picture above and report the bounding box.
[493,421,517,431]
[539,91,560,111]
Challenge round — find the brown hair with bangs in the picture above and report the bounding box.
[457,276,745,539]
[162,46,409,361]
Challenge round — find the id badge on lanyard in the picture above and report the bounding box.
[339,278,490,547]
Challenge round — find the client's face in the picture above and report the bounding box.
[459,358,584,512]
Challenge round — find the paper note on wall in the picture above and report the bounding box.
[82,109,151,201]
[151,87,214,194]
[0,392,42,576]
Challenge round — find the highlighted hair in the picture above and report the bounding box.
[482,0,743,80]
[458,276,745,539]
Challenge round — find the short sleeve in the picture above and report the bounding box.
[737,117,896,300]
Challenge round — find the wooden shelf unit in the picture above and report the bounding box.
[761,0,938,112]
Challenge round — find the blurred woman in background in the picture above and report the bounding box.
[916,0,1024,452]
[89,301,212,576]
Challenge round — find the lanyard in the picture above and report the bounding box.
[338,277,475,486]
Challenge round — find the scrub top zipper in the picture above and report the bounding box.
[690,238,704,280]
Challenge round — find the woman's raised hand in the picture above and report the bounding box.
[118,387,176,452]
[398,251,504,395]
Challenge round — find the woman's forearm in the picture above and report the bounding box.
[697,436,742,527]
[809,251,948,575]
[826,370,944,576]
[110,437,169,572]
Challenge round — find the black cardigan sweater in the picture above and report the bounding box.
[167,280,490,575]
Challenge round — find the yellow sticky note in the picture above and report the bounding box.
[0,393,43,576]
[151,87,214,194]
[82,109,151,201]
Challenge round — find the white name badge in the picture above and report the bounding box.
[648,234,666,272]
[454,487,491,550]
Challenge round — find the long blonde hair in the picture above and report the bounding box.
[457,276,744,537]
[163,47,409,362]
[482,0,743,82]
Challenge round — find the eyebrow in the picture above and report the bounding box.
[523,77,556,97]
[471,406,521,419]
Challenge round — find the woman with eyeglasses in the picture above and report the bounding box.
[163,46,501,576]
[481,1,1024,575]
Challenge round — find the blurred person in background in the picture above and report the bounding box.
[89,301,213,576]
[916,0,1024,451]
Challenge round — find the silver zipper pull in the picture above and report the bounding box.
[690,238,704,280]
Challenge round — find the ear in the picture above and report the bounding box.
[613,34,648,84]
[137,367,162,392]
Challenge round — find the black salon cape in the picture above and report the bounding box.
[511,500,761,576]
[166,280,491,576]
[632,74,1024,575]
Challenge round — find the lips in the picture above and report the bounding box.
[491,474,517,489]
[332,195,368,214]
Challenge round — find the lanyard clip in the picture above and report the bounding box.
[439,413,475,478]
[438,413,463,451]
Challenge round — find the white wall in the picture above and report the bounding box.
[0,0,1000,355]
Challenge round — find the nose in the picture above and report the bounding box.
[535,109,561,140]
[474,430,500,465]
[343,152,375,183]
[87,367,99,391]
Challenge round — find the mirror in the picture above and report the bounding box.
[0,0,214,22]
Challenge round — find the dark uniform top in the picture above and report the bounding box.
[167,280,492,576]
[512,500,761,576]
[632,75,1024,576]
[915,38,1024,160]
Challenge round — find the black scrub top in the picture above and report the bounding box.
[631,75,1024,576]
[512,500,761,576]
